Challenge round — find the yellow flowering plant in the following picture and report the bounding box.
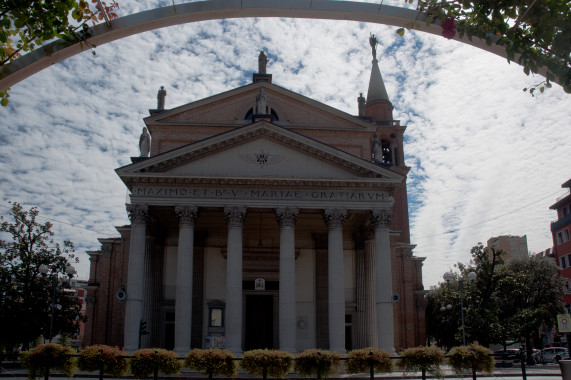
[294,349,340,380]
[241,349,293,378]
[345,347,393,375]
[20,343,75,380]
[129,348,182,379]
[77,345,129,377]
[184,348,237,378]
[397,346,445,378]
[447,344,494,376]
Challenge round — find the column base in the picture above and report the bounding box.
[329,347,346,354]
[228,348,243,356]
[379,346,396,355]
[123,345,138,353]
[173,347,190,357]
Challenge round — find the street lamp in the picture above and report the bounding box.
[39,264,76,342]
[443,270,477,346]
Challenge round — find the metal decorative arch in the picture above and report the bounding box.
[0,0,518,91]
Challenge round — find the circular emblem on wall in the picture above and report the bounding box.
[116,289,127,301]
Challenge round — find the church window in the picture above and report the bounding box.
[244,108,279,121]
[381,140,392,165]
[557,229,570,245]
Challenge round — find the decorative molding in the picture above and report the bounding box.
[124,176,399,193]
[224,206,246,227]
[126,204,148,224]
[371,209,392,228]
[175,205,198,226]
[239,149,284,168]
[138,127,384,179]
[100,242,114,257]
[323,208,347,229]
[275,207,299,227]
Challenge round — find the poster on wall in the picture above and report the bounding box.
[557,314,571,333]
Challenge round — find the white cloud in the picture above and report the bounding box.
[1,3,570,288]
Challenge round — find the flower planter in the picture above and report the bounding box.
[559,360,571,380]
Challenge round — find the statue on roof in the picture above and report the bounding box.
[358,92,366,116]
[139,127,151,157]
[372,133,382,164]
[369,34,378,59]
[157,86,166,110]
[258,51,268,74]
[256,87,268,114]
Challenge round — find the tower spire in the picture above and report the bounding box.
[365,35,393,122]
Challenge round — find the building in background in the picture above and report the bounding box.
[83,39,426,354]
[486,235,529,263]
[550,179,571,313]
[69,279,88,348]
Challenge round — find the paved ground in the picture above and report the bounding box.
[0,363,565,380]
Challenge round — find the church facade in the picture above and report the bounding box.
[83,42,426,354]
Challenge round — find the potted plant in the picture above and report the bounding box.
[241,349,294,379]
[397,346,445,380]
[77,345,129,378]
[346,347,393,376]
[20,343,75,380]
[294,349,341,380]
[129,348,182,379]
[448,344,494,380]
[185,348,237,379]
[560,359,571,380]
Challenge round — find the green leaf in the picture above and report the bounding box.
[396,28,405,37]
[0,98,8,107]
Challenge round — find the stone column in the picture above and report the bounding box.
[323,209,346,353]
[363,239,378,347]
[372,209,394,353]
[276,208,298,352]
[224,206,246,354]
[354,247,365,348]
[174,206,198,355]
[390,143,397,166]
[124,204,148,352]
[141,236,155,348]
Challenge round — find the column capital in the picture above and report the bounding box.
[127,204,148,225]
[175,205,198,226]
[276,207,299,228]
[224,206,247,227]
[371,209,392,229]
[323,208,347,230]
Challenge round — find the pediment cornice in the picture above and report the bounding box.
[117,122,404,190]
[144,81,377,131]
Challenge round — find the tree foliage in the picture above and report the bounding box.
[397,0,571,95]
[426,243,564,349]
[0,202,83,350]
[0,0,119,105]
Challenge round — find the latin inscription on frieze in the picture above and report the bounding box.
[132,186,389,202]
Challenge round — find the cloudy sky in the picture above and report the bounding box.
[1,0,570,288]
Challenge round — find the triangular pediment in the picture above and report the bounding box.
[117,122,403,189]
[144,81,375,131]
